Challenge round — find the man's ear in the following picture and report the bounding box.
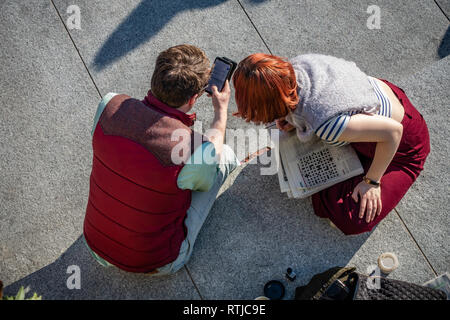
[188,94,199,107]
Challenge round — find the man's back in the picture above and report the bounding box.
[84,93,196,273]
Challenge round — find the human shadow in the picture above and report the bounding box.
[4,157,377,300]
[93,0,268,70]
[3,158,376,300]
[184,157,374,299]
[438,26,450,59]
[3,235,199,300]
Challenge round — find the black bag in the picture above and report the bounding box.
[295,266,447,300]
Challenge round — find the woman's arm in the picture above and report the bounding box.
[338,114,403,222]
[339,114,403,181]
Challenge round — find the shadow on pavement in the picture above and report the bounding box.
[185,158,372,299]
[93,0,268,70]
[3,236,198,300]
[4,157,372,300]
[438,26,450,58]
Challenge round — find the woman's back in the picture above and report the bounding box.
[375,78,404,124]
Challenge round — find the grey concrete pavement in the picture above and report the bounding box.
[0,0,99,286]
[185,158,435,299]
[395,56,450,275]
[239,0,449,82]
[1,0,448,299]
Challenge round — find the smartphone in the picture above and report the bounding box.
[205,56,237,95]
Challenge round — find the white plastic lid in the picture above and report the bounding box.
[378,252,399,273]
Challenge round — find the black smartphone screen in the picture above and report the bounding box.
[206,58,231,94]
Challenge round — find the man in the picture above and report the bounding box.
[83,44,239,275]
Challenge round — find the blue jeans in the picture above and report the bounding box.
[84,144,239,275]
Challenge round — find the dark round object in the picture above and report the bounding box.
[264,280,285,300]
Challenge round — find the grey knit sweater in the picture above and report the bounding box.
[286,54,380,142]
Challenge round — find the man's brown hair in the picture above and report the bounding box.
[151,44,210,107]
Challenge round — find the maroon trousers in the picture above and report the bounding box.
[312,79,430,235]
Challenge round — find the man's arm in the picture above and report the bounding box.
[177,81,231,192]
[206,80,231,158]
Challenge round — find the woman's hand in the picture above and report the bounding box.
[352,180,382,223]
[275,117,295,131]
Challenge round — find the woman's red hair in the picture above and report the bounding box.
[232,53,299,124]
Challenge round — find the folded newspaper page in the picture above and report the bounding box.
[274,130,364,199]
[423,273,450,299]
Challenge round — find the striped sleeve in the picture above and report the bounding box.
[315,113,351,146]
[368,77,392,118]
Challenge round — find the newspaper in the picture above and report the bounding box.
[423,273,450,299]
[273,129,364,199]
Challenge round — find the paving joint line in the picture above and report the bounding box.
[236,0,273,55]
[433,0,450,21]
[50,0,103,99]
[184,265,204,300]
[393,207,438,276]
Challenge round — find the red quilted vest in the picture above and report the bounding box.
[83,92,203,273]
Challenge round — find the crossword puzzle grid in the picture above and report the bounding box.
[296,149,339,188]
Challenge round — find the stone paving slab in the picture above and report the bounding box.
[185,159,435,299]
[239,0,449,82]
[394,56,450,275]
[0,0,100,285]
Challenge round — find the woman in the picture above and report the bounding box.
[232,53,430,235]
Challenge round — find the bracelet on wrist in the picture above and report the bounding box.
[363,176,380,187]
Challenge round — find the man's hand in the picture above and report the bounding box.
[210,80,231,114]
[352,180,382,223]
[206,80,231,158]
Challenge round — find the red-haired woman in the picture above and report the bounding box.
[233,53,430,235]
